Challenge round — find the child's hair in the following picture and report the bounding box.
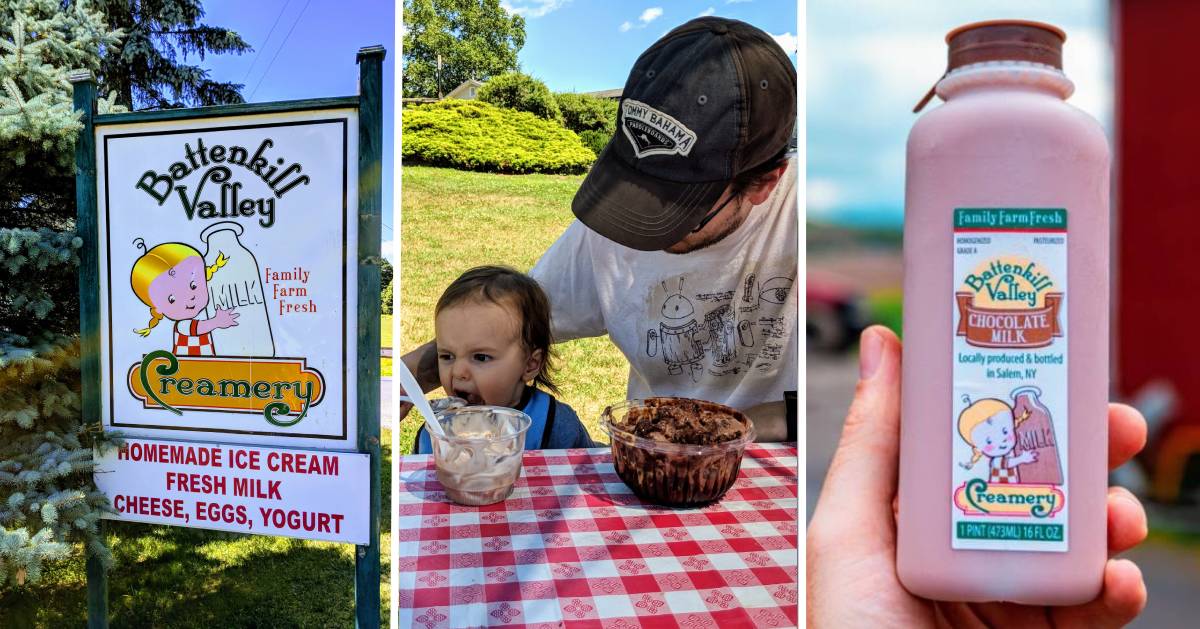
[435,265,559,394]
[130,239,228,336]
[957,397,1030,467]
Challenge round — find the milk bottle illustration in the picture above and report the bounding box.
[200,221,275,356]
[1011,386,1064,485]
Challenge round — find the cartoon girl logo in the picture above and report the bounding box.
[957,396,1038,484]
[130,238,239,355]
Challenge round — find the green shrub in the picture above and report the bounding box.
[402,100,595,174]
[578,128,613,156]
[555,92,618,134]
[381,279,393,315]
[477,72,562,123]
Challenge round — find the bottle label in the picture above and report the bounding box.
[950,208,1068,552]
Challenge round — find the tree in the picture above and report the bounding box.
[380,258,393,315]
[0,0,125,594]
[92,0,251,109]
[381,280,393,315]
[477,72,560,123]
[380,257,393,291]
[402,0,524,99]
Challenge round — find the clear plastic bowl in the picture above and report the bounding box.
[429,406,531,506]
[602,397,755,506]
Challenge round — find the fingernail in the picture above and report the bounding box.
[859,328,883,380]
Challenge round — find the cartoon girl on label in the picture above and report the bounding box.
[130,239,239,355]
[957,396,1038,484]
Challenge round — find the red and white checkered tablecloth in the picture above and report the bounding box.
[395,443,799,628]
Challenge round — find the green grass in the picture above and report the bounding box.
[399,166,628,453]
[1,431,393,627]
[381,314,394,376]
[381,314,393,348]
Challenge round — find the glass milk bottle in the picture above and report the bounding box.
[897,21,1110,604]
[200,221,276,357]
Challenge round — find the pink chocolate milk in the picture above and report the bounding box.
[897,21,1109,605]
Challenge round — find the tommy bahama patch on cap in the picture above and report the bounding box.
[620,99,698,159]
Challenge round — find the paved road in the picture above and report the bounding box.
[806,349,1200,627]
[381,377,393,430]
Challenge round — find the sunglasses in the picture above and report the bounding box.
[691,193,738,233]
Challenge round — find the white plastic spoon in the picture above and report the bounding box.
[395,358,447,439]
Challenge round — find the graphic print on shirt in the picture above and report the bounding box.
[645,278,706,382]
[645,272,794,381]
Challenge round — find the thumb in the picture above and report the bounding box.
[814,325,903,525]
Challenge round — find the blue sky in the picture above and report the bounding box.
[808,0,1110,228]
[498,0,799,92]
[199,0,395,253]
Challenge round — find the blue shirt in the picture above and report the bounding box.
[413,387,597,454]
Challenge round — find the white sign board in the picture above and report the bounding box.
[95,109,358,449]
[95,438,369,544]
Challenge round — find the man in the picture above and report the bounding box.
[405,17,797,439]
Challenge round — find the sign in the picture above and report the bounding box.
[951,208,1070,552]
[77,46,384,627]
[95,438,369,544]
[95,109,359,449]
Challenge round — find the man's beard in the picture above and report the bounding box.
[664,211,748,255]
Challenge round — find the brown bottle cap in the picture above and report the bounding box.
[913,20,1066,113]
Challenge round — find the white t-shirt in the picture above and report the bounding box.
[531,160,798,411]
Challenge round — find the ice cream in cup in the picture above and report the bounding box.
[429,406,531,506]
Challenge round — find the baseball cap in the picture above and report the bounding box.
[572,17,797,251]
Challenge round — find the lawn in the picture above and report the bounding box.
[381,313,393,376]
[398,166,629,453]
[0,431,393,627]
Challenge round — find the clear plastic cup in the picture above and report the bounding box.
[602,398,755,506]
[429,406,531,506]
[430,396,467,416]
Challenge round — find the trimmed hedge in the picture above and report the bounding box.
[402,100,595,174]
[477,72,562,123]
[555,92,617,134]
[555,92,618,157]
[578,128,613,157]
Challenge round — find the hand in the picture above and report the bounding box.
[1013,449,1039,466]
[211,308,240,328]
[397,384,415,423]
[808,326,1148,628]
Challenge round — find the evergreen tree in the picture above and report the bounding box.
[0,0,124,591]
[93,0,250,109]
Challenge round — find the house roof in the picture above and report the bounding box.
[583,88,622,99]
[445,79,484,99]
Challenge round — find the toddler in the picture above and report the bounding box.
[413,266,596,453]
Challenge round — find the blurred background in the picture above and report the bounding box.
[807,1,1200,625]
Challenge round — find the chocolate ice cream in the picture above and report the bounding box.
[619,398,748,445]
[605,397,754,506]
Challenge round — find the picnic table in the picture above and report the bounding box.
[395,442,799,628]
